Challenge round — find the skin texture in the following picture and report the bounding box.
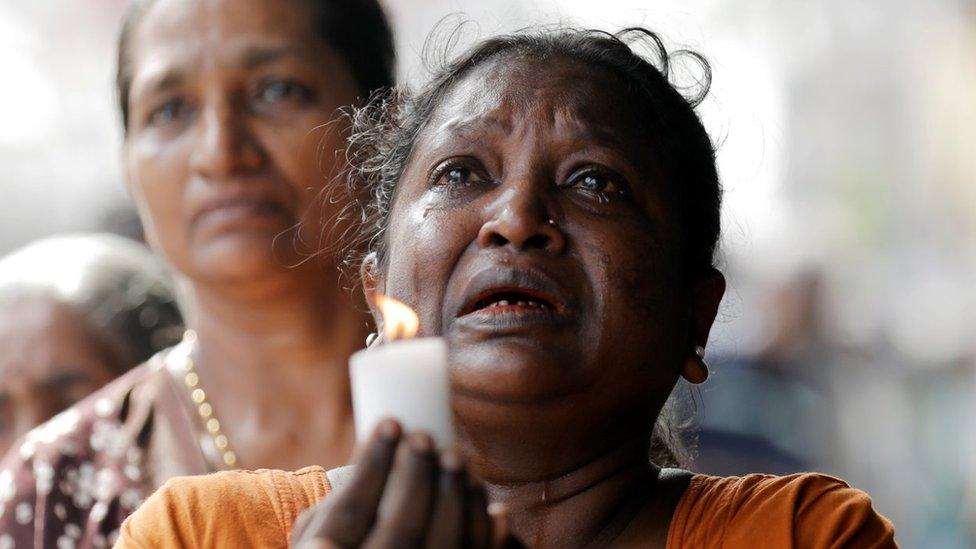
[0,298,121,456]
[295,57,726,547]
[122,0,368,471]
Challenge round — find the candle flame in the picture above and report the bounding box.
[375,294,419,340]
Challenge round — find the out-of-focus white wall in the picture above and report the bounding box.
[1,1,973,545]
[0,1,129,252]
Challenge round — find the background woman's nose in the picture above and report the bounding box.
[189,100,264,179]
[476,190,566,254]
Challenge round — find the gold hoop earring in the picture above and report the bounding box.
[681,344,709,384]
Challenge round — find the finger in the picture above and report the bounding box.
[291,509,316,542]
[313,419,401,547]
[348,413,394,463]
[488,502,510,549]
[424,449,466,549]
[463,481,491,549]
[364,432,438,548]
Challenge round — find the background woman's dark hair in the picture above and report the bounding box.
[342,26,722,467]
[115,0,396,132]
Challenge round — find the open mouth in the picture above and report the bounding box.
[461,288,561,316]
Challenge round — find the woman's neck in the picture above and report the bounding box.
[481,439,684,548]
[182,269,368,470]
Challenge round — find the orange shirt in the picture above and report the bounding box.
[116,468,896,548]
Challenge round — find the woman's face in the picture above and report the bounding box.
[0,298,120,456]
[371,57,723,474]
[123,0,358,284]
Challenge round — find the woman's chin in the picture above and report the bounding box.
[190,237,298,283]
[448,341,583,405]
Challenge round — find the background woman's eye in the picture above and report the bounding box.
[148,99,189,125]
[257,79,312,104]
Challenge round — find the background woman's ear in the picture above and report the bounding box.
[691,267,726,347]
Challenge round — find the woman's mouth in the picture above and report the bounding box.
[469,290,556,313]
[192,192,292,233]
[454,270,574,333]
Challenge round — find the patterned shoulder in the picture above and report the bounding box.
[11,359,161,465]
[0,351,171,548]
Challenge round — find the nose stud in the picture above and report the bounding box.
[547,219,557,226]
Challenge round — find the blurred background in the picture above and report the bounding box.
[1,0,972,545]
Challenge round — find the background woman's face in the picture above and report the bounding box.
[123,0,358,284]
[0,299,120,456]
[375,57,695,469]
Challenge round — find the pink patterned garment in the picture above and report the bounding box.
[0,344,220,548]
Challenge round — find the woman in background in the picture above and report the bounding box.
[0,0,394,546]
[0,233,182,457]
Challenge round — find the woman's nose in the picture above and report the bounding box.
[476,187,566,254]
[189,98,264,179]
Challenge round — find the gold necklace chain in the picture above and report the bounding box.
[179,330,239,468]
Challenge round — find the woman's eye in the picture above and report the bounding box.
[580,173,610,192]
[567,169,629,200]
[433,164,485,188]
[148,99,189,126]
[445,167,470,185]
[257,79,312,105]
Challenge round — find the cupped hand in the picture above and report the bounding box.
[291,419,522,549]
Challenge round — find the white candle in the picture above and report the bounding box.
[349,337,455,448]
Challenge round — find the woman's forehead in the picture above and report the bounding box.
[418,56,647,154]
[138,0,316,43]
[131,0,321,69]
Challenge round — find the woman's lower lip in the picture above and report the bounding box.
[193,203,290,230]
[455,305,569,329]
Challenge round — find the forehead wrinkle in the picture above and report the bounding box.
[415,56,653,169]
[546,100,634,150]
[432,112,512,150]
[426,92,610,150]
[423,73,512,149]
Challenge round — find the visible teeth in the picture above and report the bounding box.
[480,297,553,311]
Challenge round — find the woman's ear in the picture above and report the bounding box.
[690,267,726,348]
[360,252,384,328]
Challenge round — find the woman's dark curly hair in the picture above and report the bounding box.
[341,26,721,467]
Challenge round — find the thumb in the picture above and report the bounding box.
[488,502,523,548]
